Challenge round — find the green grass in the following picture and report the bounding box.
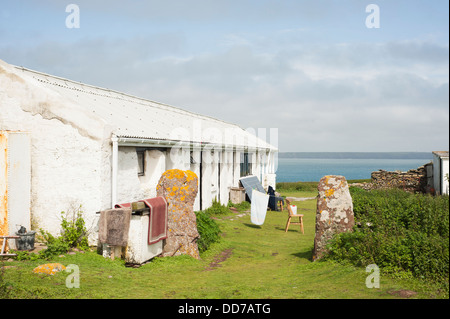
[275,179,371,200]
[1,190,445,299]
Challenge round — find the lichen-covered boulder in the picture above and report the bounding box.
[33,263,66,275]
[313,175,354,261]
[156,169,200,259]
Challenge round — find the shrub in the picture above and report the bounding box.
[204,198,231,216]
[37,234,70,260]
[59,207,90,250]
[326,188,449,288]
[12,206,90,260]
[195,211,221,253]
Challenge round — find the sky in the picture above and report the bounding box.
[0,0,448,152]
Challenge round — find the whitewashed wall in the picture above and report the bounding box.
[190,150,201,211]
[1,61,111,242]
[140,150,166,199]
[1,61,277,246]
[442,158,449,195]
[0,98,108,239]
[116,147,148,204]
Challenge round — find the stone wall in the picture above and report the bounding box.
[371,165,429,193]
[353,163,432,193]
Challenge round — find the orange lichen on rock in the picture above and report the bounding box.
[161,168,185,181]
[185,170,197,182]
[33,263,66,275]
[325,188,335,197]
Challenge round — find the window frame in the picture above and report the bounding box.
[240,152,252,177]
[137,149,145,176]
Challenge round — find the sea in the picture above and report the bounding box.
[275,152,433,182]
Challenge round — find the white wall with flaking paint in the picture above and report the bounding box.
[1,59,278,246]
[0,106,110,240]
[1,60,110,241]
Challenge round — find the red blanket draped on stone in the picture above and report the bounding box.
[140,197,168,245]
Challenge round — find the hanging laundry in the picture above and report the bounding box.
[98,208,132,247]
[140,196,168,245]
[251,189,269,225]
[115,203,131,209]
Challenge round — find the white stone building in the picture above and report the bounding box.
[432,151,449,195]
[0,59,277,243]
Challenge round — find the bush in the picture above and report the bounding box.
[59,207,90,250]
[12,206,90,260]
[195,211,221,253]
[204,198,231,216]
[326,188,449,288]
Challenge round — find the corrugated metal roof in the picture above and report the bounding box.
[13,66,276,151]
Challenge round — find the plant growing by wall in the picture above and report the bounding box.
[195,211,221,253]
[13,205,91,260]
[204,198,231,216]
[59,205,90,250]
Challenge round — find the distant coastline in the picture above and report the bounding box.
[275,154,432,182]
[278,152,433,160]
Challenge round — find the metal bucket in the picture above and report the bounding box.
[15,226,36,251]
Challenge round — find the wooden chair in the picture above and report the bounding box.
[284,198,304,234]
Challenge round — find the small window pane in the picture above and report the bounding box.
[137,151,145,176]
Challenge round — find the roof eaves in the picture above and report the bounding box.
[432,151,449,158]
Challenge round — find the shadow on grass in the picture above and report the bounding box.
[274,226,303,233]
[243,223,262,229]
[291,248,314,262]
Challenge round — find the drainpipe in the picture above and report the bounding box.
[111,135,119,208]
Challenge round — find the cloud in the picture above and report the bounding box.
[1,3,448,152]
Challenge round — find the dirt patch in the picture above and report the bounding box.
[387,289,418,298]
[211,212,248,221]
[229,207,239,213]
[205,248,233,271]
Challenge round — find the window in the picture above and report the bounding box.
[136,147,169,177]
[137,150,145,176]
[240,152,252,177]
[190,151,196,165]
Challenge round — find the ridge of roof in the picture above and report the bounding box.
[9,63,277,150]
[13,65,243,129]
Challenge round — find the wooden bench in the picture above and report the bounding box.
[0,236,20,257]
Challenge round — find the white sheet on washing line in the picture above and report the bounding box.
[250,189,269,225]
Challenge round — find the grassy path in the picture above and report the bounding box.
[1,196,437,299]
